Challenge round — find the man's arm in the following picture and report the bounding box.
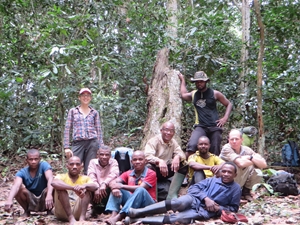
[4,177,23,212]
[178,73,192,101]
[214,91,233,127]
[63,109,73,149]
[234,153,267,169]
[95,111,104,146]
[52,178,98,192]
[44,169,54,210]
[189,161,212,171]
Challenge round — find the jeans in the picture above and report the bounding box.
[105,187,155,214]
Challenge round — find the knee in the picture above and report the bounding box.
[170,196,192,212]
[134,187,147,195]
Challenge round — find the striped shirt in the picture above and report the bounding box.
[63,105,104,149]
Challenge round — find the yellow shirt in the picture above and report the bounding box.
[188,152,224,180]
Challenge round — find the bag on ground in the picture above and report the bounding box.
[221,210,248,224]
[281,140,300,167]
[267,171,299,196]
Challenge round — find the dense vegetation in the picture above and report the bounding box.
[0,0,299,164]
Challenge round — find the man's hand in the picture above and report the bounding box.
[93,188,102,204]
[4,200,13,213]
[210,165,221,175]
[178,73,185,82]
[204,197,220,212]
[216,117,227,127]
[158,160,168,177]
[45,195,54,210]
[73,185,86,198]
[111,189,122,198]
[110,182,123,190]
[65,149,73,159]
[98,183,107,199]
[171,156,180,172]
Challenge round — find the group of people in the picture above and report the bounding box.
[4,71,267,225]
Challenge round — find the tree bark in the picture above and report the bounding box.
[253,0,265,156]
[140,48,183,150]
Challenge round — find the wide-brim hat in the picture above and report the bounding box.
[79,88,92,95]
[190,71,210,82]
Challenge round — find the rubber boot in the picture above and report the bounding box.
[128,200,169,218]
[124,216,169,225]
[166,172,185,200]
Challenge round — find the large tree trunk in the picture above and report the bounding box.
[140,48,183,150]
[253,0,265,156]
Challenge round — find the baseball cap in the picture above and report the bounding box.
[79,88,92,95]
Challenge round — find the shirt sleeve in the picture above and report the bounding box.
[87,160,98,184]
[142,169,157,188]
[64,109,73,149]
[188,153,197,164]
[120,171,129,184]
[219,184,241,213]
[94,110,104,147]
[219,143,240,162]
[214,156,225,165]
[172,141,186,161]
[144,138,161,164]
[103,159,120,185]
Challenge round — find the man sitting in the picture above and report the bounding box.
[126,162,241,225]
[51,156,98,225]
[105,151,156,225]
[220,129,267,201]
[87,145,119,216]
[144,121,187,199]
[4,149,54,216]
[188,136,224,185]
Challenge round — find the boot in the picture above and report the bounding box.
[166,172,185,200]
[124,216,168,225]
[128,201,168,218]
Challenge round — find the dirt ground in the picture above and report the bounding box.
[0,159,299,225]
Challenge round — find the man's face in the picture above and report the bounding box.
[131,153,146,172]
[26,153,41,169]
[160,123,175,143]
[98,149,111,167]
[228,131,243,151]
[197,138,210,154]
[78,92,92,105]
[220,164,237,183]
[195,80,207,91]
[67,157,82,176]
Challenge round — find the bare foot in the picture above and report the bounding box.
[68,215,76,225]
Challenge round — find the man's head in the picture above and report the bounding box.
[197,136,210,155]
[160,121,175,143]
[67,156,83,177]
[228,129,243,152]
[78,88,92,105]
[97,145,111,167]
[131,150,146,173]
[191,71,210,92]
[220,162,237,184]
[26,149,41,169]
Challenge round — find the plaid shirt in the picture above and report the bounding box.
[63,105,104,149]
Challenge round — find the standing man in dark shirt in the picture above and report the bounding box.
[64,88,104,174]
[178,71,232,157]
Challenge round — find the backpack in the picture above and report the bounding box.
[281,140,300,167]
[111,147,133,175]
[267,172,299,196]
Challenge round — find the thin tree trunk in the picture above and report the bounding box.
[253,0,265,156]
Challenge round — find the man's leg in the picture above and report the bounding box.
[166,164,188,199]
[15,185,30,217]
[105,189,131,219]
[84,139,99,175]
[72,191,92,221]
[54,190,76,224]
[190,170,206,185]
[207,127,223,156]
[186,126,207,158]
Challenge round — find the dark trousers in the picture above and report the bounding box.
[187,126,223,155]
[72,139,99,174]
[190,170,206,186]
[147,162,188,182]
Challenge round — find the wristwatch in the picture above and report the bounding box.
[249,155,253,161]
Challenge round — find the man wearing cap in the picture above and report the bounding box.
[179,71,232,157]
[64,88,104,174]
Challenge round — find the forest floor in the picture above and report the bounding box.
[0,159,300,225]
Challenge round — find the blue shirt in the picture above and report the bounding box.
[188,177,241,219]
[16,161,52,196]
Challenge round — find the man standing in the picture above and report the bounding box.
[178,71,233,157]
[126,162,241,225]
[144,121,187,200]
[220,129,267,201]
[105,151,156,225]
[51,156,98,225]
[4,149,54,216]
[64,88,104,174]
[87,145,119,216]
[188,136,224,185]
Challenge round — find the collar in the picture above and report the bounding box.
[158,135,173,147]
[96,159,112,168]
[75,105,94,111]
[129,167,148,178]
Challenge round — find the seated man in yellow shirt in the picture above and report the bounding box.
[52,156,98,225]
[188,136,224,185]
